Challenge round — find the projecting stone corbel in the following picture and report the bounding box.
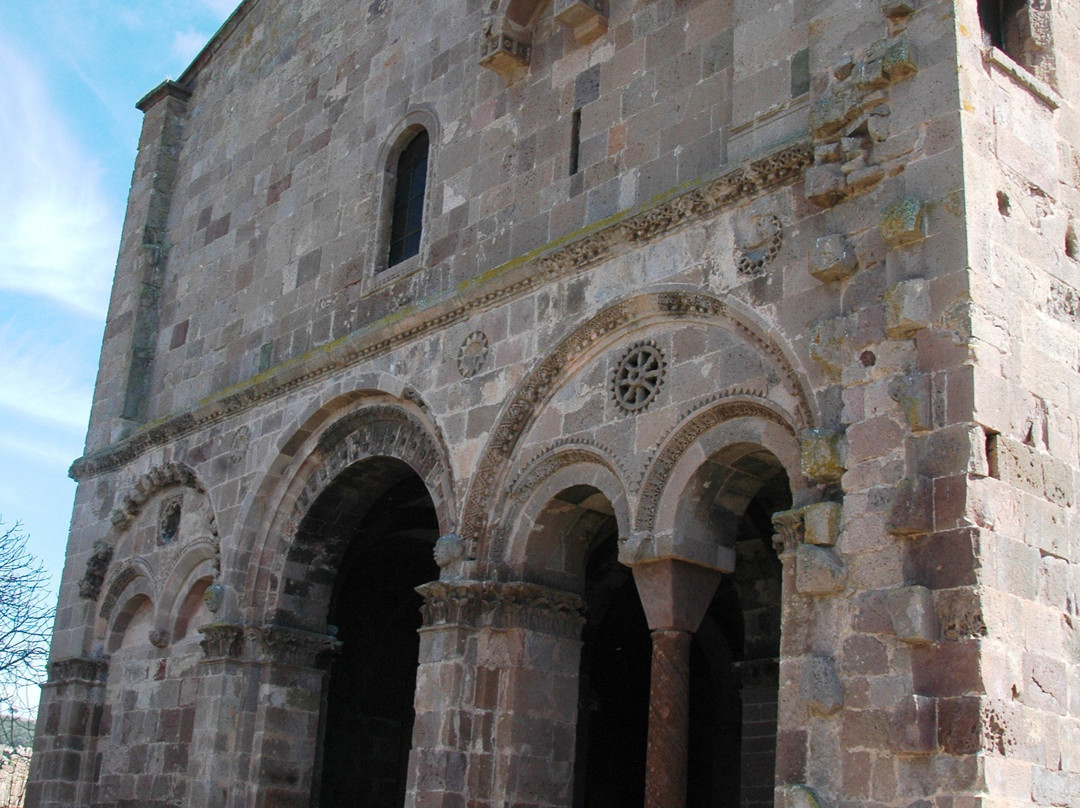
[554,0,608,45]
[479,30,532,84]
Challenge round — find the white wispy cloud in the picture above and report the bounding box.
[0,321,94,433]
[199,0,241,17]
[171,29,213,66]
[0,42,118,319]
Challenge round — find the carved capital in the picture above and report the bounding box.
[417,580,584,638]
[479,32,531,83]
[198,622,246,660]
[259,624,342,669]
[48,656,109,685]
[771,509,805,557]
[78,540,114,600]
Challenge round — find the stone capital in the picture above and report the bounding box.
[631,557,723,633]
[258,624,342,669]
[416,580,584,638]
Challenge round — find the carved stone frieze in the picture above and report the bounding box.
[734,213,784,275]
[417,580,584,638]
[48,656,109,685]
[259,624,342,668]
[635,397,795,534]
[78,540,115,601]
[506,439,627,501]
[301,405,454,528]
[70,141,811,484]
[198,622,245,659]
[108,462,205,532]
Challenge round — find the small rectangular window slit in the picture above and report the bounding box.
[985,431,1000,479]
[570,108,582,176]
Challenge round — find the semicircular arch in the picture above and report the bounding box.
[240,395,456,627]
[460,288,816,552]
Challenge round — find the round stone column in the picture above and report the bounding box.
[632,558,723,808]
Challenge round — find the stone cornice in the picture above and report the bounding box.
[70,138,812,482]
[47,656,109,685]
[417,580,585,638]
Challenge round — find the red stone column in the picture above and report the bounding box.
[644,628,692,808]
[632,558,723,808]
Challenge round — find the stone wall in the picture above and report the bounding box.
[29,1,1080,807]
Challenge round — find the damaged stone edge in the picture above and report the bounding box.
[70,138,813,482]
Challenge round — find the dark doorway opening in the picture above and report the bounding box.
[313,461,439,808]
[573,532,651,808]
[686,471,789,808]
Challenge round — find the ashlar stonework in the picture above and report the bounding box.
[28,1,1080,807]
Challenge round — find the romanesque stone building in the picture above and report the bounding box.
[28,1,1080,806]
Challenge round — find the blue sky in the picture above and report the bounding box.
[0,1,239,680]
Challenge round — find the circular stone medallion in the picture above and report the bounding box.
[612,341,666,413]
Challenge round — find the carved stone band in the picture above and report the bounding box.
[417,580,585,637]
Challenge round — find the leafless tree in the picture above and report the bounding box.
[0,521,52,748]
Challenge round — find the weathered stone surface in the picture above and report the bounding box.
[884,278,931,339]
[34,1,1080,807]
[795,545,848,596]
[886,586,940,644]
[803,502,842,547]
[880,198,926,248]
[809,235,859,282]
[802,656,843,716]
[801,429,847,484]
[887,475,934,536]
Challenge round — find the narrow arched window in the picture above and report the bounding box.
[387,129,429,267]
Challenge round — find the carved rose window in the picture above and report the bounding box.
[612,342,666,413]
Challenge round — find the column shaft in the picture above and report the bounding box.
[644,628,692,808]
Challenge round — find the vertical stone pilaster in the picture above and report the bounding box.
[25,657,108,808]
[412,580,584,808]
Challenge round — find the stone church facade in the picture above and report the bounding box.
[27,1,1080,806]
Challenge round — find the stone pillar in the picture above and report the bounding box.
[24,657,108,808]
[411,580,584,808]
[239,625,340,808]
[632,558,723,808]
[182,623,258,808]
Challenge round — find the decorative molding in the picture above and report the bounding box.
[418,580,584,638]
[108,462,207,533]
[69,140,812,483]
[259,624,342,668]
[47,656,109,685]
[198,622,246,660]
[462,292,814,544]
[611,341,666,414]
[98,565,142,624]
[458,331,490,377]
[78,540,115,601]
[300,404,454,525]
[635,397,796,534]
[506,438,627,501]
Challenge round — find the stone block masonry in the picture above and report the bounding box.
[27,1,1080,807]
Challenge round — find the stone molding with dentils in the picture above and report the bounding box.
[417,580,585,638]
[68,141,813,484]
